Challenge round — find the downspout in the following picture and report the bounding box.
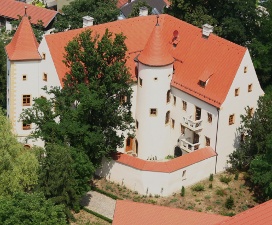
[214,107,220,174]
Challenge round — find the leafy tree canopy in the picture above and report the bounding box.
[128,1,153,18]
[0,109,39,196]
[0,40,6,109]
[54,0,119,32]
[0,192,67,225]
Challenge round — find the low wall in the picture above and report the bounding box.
[96,147,217,196]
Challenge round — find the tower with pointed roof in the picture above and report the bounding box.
[135,17,175,160]
[5,15,42,146]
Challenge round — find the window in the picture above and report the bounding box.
[229,114,235,125]
[22,75,27,81]
[165,111,170,124]
[180,124,185,134]
[244,66,247,73]
[166,90,171,103]
[120,95,127,104]
[182,170,186,180]
[173,96,176,106]
[248,107,254,118]
[42,53,46,60]
[205,136,210,146]
[207,113,212,123]
[150,108,157,116]
[248,84,252,92]
[136,120,139,129]
[182,101,187,111]
[139,77,143,86]
[23,95,31,106]
[240,133,245,143]
[235,88,239,96]
[22,122,31,130]
[154,77,158,81]
[195,106,201,120]
[199,80,206,87]
[171,119,175,128]
[43,73,47,81]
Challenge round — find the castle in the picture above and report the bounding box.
[5,14,263,196]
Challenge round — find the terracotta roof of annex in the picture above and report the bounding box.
[112,147,216,173]
[5,16,41,61]
[0,0,57,28]
[113,200,228,225]
[45,14,246,107]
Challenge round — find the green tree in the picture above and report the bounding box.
[0,109,39,195]
[0,40,6,109]
[37,144,94,212]
[54,0,119,32]
[0,192,67,225]
[128,1,152,18]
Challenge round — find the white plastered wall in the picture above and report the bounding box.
[97,156,216,196]
[215,49,264,172]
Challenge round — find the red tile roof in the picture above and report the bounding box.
[138,23,174,66]
[45,14,246,106]
[5,16,41,61]
[217,199,272,225]
[113,200,228,225]
[0,0,57,28]
[112,147,216,173]
[117,0,128,8]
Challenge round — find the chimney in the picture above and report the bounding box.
[139,6,148,16]
[202,24,213,38]
[82,16,94,28]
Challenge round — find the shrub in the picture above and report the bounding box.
[234,172,239,180]
[209,174,214,181]
[209,183,213,189]
[181,186,185,197]
[165,155,174,160]
[225,195,234,209]
[216,188,226,196]
[191,184,205,192]
[220,175,232,184]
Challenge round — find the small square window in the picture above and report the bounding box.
[229,114,235,125]
[43,73,47,81]
[165,111,170,124]
[22,75,27,81]
[150,108,157,116]
[182,170,186,180]
[120,95,127,104]
[154,77,158,81]
[139,78,143,86]
[166,90,171,103]
[248,84,252,92]
[235,88,239,96]
[244,66,247,73]
[207,113,212,123]
[171,119,175,128]
[42,53,46,60]
[205,136,210,146]
[23,95,31,106]
[180,124,185,134]
[173,96,176,106]
[22,122,31,130]
[248,108,254,118]
[182,101,187,111]
[136,120,139,129]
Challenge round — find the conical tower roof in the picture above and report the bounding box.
[5,16,41,61]
[138,19,174,67]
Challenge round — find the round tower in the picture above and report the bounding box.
[135,18,174,160]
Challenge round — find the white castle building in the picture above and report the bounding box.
[5,14,263,196]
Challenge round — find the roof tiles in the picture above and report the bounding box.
[113,147,216,173]
[0,0,57,28]
[113,200,228,225]
[45,14,246,107]
[5,16,41,61]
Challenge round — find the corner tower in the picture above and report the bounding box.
[5,14,41,145]
[135,17,174,160]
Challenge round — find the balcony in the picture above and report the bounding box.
[182,116,203,131]
[179,137,200,153]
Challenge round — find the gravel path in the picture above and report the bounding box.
[81,191,116,220]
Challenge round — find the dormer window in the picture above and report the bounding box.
[199,80,206,87]
[199,70,213,88]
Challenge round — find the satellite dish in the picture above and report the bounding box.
[173,30,179,38]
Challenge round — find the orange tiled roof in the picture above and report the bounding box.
[112,147,216,173]
[217,199,272,225]
[0,0,57,28]
[5,16,41,61]
[138,22,174,66]
[117,0,128,8]
[45,14,246,106]
[113,200,228,225]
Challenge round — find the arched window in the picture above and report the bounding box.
[165,111,170,124]
[166,90,171,103]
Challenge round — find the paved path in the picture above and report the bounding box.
[81,191,116,220]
